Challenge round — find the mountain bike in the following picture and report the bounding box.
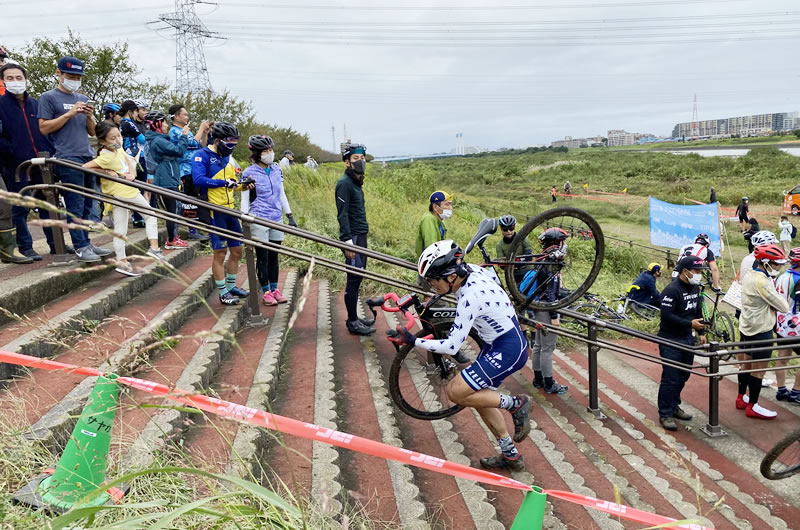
[560,292,659,328]
[367,207,605,420]
[699,283,737,360]
[761,427,800,480]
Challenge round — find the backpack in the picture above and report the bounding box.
[792,224,797,239]
[143,140,157,176]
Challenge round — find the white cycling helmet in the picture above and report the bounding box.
[751,230,777,247]
[418,240,464,279]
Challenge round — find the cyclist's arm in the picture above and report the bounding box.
[414,295,476,353]
[755,275,791,314]
[709,260,720,290]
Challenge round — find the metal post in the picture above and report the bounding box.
[38,154,69,263]
[586,322,606,419]
[240,222,263,324]
[701,342,727,437]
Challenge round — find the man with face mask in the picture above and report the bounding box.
[415,190,453,259]
[737,244,790,419]
[336,143,374,335]
[0,63,56,262]
[657,256,707,431]
[192,122,252,306]
[38,56,111,263]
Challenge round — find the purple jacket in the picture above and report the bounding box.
[241,163,291,222]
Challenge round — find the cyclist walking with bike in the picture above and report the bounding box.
[737,244,790,419]
[657,256,707,431]
[676,233,721,291]
[390,240,532,471]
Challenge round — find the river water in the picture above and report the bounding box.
[665,147,800,158]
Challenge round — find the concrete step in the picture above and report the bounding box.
[0,228,174,326]
[0,240,199,384]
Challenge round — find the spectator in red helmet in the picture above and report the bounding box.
[737,244,790,420]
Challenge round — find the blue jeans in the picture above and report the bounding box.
[56,156,94,250]
[12,170,55,252]
[657,336,695,418]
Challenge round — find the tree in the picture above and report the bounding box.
[9,31,337,162]
[9,29,170,108]
[793,129,800,139]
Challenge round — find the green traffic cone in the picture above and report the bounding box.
[511,487,548,529]
[37,374,119,511]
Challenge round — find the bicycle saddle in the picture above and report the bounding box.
[465,218,498,254]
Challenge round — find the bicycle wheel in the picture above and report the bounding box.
[761,428,800,480]
[506,207,604,310]
[630,302,659,321]
[388,323,483,420]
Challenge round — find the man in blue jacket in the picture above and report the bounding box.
[629,263,662,307]
[0,63,57,261]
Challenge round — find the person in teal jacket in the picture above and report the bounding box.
[143,110,191,248]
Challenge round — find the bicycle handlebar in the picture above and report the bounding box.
[366,293,417,329]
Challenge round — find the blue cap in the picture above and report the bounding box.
[429,190,453,204]
[57,56,86,76]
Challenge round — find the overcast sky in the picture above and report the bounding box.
[3,0,798,156]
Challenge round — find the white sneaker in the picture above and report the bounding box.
[147,248,166,262]
[761,378,775,388]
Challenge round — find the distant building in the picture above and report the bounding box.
[672,111,797,138]
[551,136,589,149]
[449,145,488,155]
[607,130,656,146]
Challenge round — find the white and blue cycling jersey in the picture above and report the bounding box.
[413,265,519,354]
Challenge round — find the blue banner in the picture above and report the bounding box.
[649,197,720,255]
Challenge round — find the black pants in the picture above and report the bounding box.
[344,233,368,322]
[255,241,281,291]
[657,336,695,418]
[158,192,179,240]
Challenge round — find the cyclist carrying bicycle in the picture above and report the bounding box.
[390,240,531,471]
[629,262,662,307]
[675,233,721,291]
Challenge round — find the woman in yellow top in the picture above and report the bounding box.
[83,121,162,277]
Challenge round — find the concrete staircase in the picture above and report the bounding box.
[1,239,799,529]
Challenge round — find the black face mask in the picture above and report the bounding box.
[217,143,235,157]
[350,159,366,175]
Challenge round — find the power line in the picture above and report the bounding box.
[224,0,753,11]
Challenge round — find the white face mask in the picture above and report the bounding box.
[4,81,26,95]
[767,264,781,277]
[261,151,275,164]
[62,78,81,92]
[688,273,702,285]
[440,208,453,220]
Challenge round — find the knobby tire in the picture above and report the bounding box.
[506,207,604,310]
[389,323,483,420]
[761,427,800,480]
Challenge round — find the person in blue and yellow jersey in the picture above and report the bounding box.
[192,122,254,305]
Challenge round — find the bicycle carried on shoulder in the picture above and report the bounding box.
[366,206,605,421]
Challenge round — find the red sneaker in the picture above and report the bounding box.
[165,237,188,249]
[746,402,777,419]
[735,394,749,410]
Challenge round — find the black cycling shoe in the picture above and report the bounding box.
[511,395,531,442]
[672,407,692,421]
[453,351,470,364]
[532,379,544,389]
[359,317,376,327]
[347,319,376,336]
[228,286,250,298]
[219,291,240,306]
[480,454,525,472]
